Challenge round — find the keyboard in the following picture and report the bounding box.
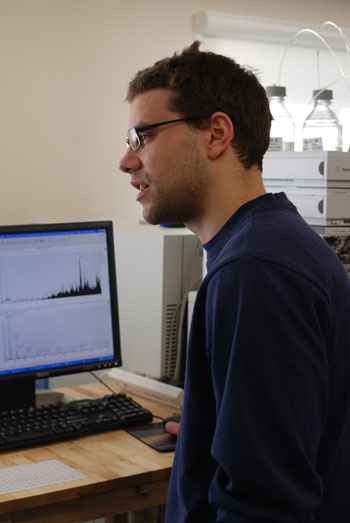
[0,393,153,452]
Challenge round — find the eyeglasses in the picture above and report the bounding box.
[126,116,210,152]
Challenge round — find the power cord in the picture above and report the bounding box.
[89,370,165,422]
[89,370,116,394]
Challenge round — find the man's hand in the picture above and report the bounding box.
[163,412,182,437]
[165,420,181,437]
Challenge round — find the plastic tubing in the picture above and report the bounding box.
[322,21,350,56]
[278,27,350,98]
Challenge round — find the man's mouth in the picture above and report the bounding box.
[135,182,150,201]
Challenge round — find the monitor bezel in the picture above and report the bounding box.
[0,220,122,384]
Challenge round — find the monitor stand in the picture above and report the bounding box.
[0,377,36,411]
[0,377,71,410]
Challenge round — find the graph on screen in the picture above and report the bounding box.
[1,250,104,303]
[0,227,115,374]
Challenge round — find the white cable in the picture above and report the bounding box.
[166,240,203,379]
[174,275,202,381]
[172,239,203,379]
[278,27,350,98]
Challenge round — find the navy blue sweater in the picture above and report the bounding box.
[165,193,350,523]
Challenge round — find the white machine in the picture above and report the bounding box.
[263,151,350,188]
[263,151,350,227]
[114,223,203,380]
[263,186,350,226]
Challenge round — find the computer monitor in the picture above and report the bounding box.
[0,220,121,410]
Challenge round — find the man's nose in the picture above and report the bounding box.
[119,147,142,174]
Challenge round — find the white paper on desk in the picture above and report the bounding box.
[0,459,87,495]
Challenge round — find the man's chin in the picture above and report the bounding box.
[142,207,164,226]
[142,212,160,226]
[142,206,184,227]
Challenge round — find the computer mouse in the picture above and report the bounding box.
[162,413,182,426]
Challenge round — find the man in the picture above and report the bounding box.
[119,42,350,522]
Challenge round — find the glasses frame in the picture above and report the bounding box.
[126,116,210,152]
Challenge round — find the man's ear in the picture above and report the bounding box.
[206,112,234,160]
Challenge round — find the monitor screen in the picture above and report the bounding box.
[0,220,121,409]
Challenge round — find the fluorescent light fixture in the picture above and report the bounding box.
[194,11,350,51]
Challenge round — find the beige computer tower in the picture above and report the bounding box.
[114,224,203,379]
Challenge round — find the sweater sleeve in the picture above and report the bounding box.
[206,257,330,522]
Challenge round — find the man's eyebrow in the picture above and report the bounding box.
[130,121,149,130]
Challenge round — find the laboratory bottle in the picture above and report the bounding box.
[266,85,295,152]
[302,89,342,151]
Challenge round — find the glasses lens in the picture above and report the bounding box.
[128,128,140,152]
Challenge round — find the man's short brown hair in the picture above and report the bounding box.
[126,41,272,170]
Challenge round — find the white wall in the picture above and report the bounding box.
[1,0,350,227]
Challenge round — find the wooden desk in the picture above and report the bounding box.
[0,381,179,523]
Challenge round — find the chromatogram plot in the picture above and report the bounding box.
[0,250,105,303]
[5,303,114,363]
[47,257,101,299]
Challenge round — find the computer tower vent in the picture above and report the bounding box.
[163,303,179,378]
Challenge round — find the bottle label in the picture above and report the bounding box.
[268,137,283,151]
[303,137,323,151]
[268,137,294,152]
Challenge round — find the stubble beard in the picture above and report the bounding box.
[142,143,210,226]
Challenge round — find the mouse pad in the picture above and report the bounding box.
[126,422,177,452]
